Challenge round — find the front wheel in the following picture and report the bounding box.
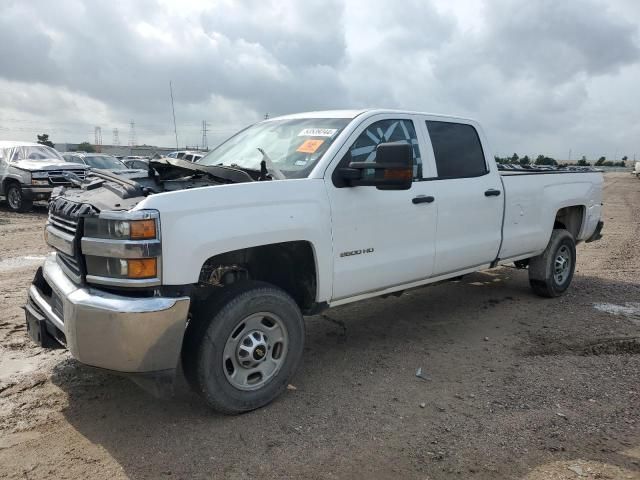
[528,229,576,297]
[183,281,305,414]
[6,183,33,212]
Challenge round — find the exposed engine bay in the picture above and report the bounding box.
[50,158,261,211]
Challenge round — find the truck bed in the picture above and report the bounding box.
[497,167,603,262]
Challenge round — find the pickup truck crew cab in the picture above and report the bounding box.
[24,110,604,413]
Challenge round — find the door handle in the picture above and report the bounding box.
[412,195,435,204]
[484,189,501,197]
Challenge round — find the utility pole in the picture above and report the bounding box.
[170,81,179,150]
[112,128,120,146]
[568,148,572,162]
[201,120,209,151]
[128,120,136,148]
[94,126,102,153]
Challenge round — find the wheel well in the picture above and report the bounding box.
[554,206,584,239]
[2,178,19,195]
[197,241,318,313]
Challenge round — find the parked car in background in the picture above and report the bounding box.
[0,141,87,212]
[62,152,147,177]
[123,157,149,170]
[166,150,204,162]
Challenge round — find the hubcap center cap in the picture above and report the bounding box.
[237,330,269,368]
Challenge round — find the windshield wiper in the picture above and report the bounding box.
[257,148,286,180]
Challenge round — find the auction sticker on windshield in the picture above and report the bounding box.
[297,128,337,137]
[297,139,324,153]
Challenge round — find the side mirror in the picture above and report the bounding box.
[338,142,413,190]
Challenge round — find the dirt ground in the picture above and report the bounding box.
[0,172,639,480]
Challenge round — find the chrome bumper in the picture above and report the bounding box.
[27,254,190,373]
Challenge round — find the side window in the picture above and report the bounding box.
[346,119,422,179]
[426,121,487,179]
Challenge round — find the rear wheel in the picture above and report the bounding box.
[183,281,305,414]
[6,183,32,212]
[528,229,576,297]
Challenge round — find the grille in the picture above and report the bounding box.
[47,197,97,282]
[48,212,78,236]
[48,170,86,185]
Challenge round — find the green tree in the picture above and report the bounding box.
[535,155,557,166]
[510,153,519,164]
[622,156,628,161]
[36,134,54,148]
[76,142,95,153]
[520,155,531,165]
[577,156,589,166]
[595,156,606,166]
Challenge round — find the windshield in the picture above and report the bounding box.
[5,145,63,162]
[83,155,127,170]
[198,118,351,178]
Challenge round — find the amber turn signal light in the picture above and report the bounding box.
[384,168,413,180]
[127,258,157,278]
[130,219,156,239]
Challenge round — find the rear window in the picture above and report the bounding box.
[426,121,487,179]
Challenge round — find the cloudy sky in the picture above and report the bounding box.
[0,0,639,160]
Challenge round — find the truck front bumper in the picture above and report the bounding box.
[20,185,54,201]
[25,254,190,374]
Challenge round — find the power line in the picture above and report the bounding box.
[169,80,178,150]
[128,120,136,147]
[201,120,209,151]
[94,126,102,152]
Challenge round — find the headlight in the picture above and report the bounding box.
[32,172,49,179]
[85,257,158,280]
[84,215,158,240]
[31,179,49,185]
[81,210,161,287]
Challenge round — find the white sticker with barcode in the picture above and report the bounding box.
[297,128,337,137]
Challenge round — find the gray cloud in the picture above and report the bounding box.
[0,0,638,159]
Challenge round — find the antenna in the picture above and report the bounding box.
[112,128,120,146]
[128,120,136,147]
[170,81,179,149]
[94,126,102,152]
[201,120,209,151]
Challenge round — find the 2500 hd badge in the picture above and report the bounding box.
[340,248,375,257]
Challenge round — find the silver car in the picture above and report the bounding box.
[0,141,87,212]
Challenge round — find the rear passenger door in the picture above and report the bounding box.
[420,119,503,276]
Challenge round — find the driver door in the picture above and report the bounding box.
[325,114,438,301]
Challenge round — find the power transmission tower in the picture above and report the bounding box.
[94,126,102,152]
[112,128,120,146]
[128,120,136,147]
[201,120,209,151]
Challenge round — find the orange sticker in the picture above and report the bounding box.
[297,139,324,154]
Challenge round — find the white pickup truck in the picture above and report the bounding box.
[25,109,604,413]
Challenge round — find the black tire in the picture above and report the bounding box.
[528,229,576,298]
[183,281,305,414]
[5,183,33,212]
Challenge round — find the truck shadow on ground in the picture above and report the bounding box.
[50,268,640,479]
[0,202,49,216]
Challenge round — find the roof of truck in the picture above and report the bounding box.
[271,109,476,124]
